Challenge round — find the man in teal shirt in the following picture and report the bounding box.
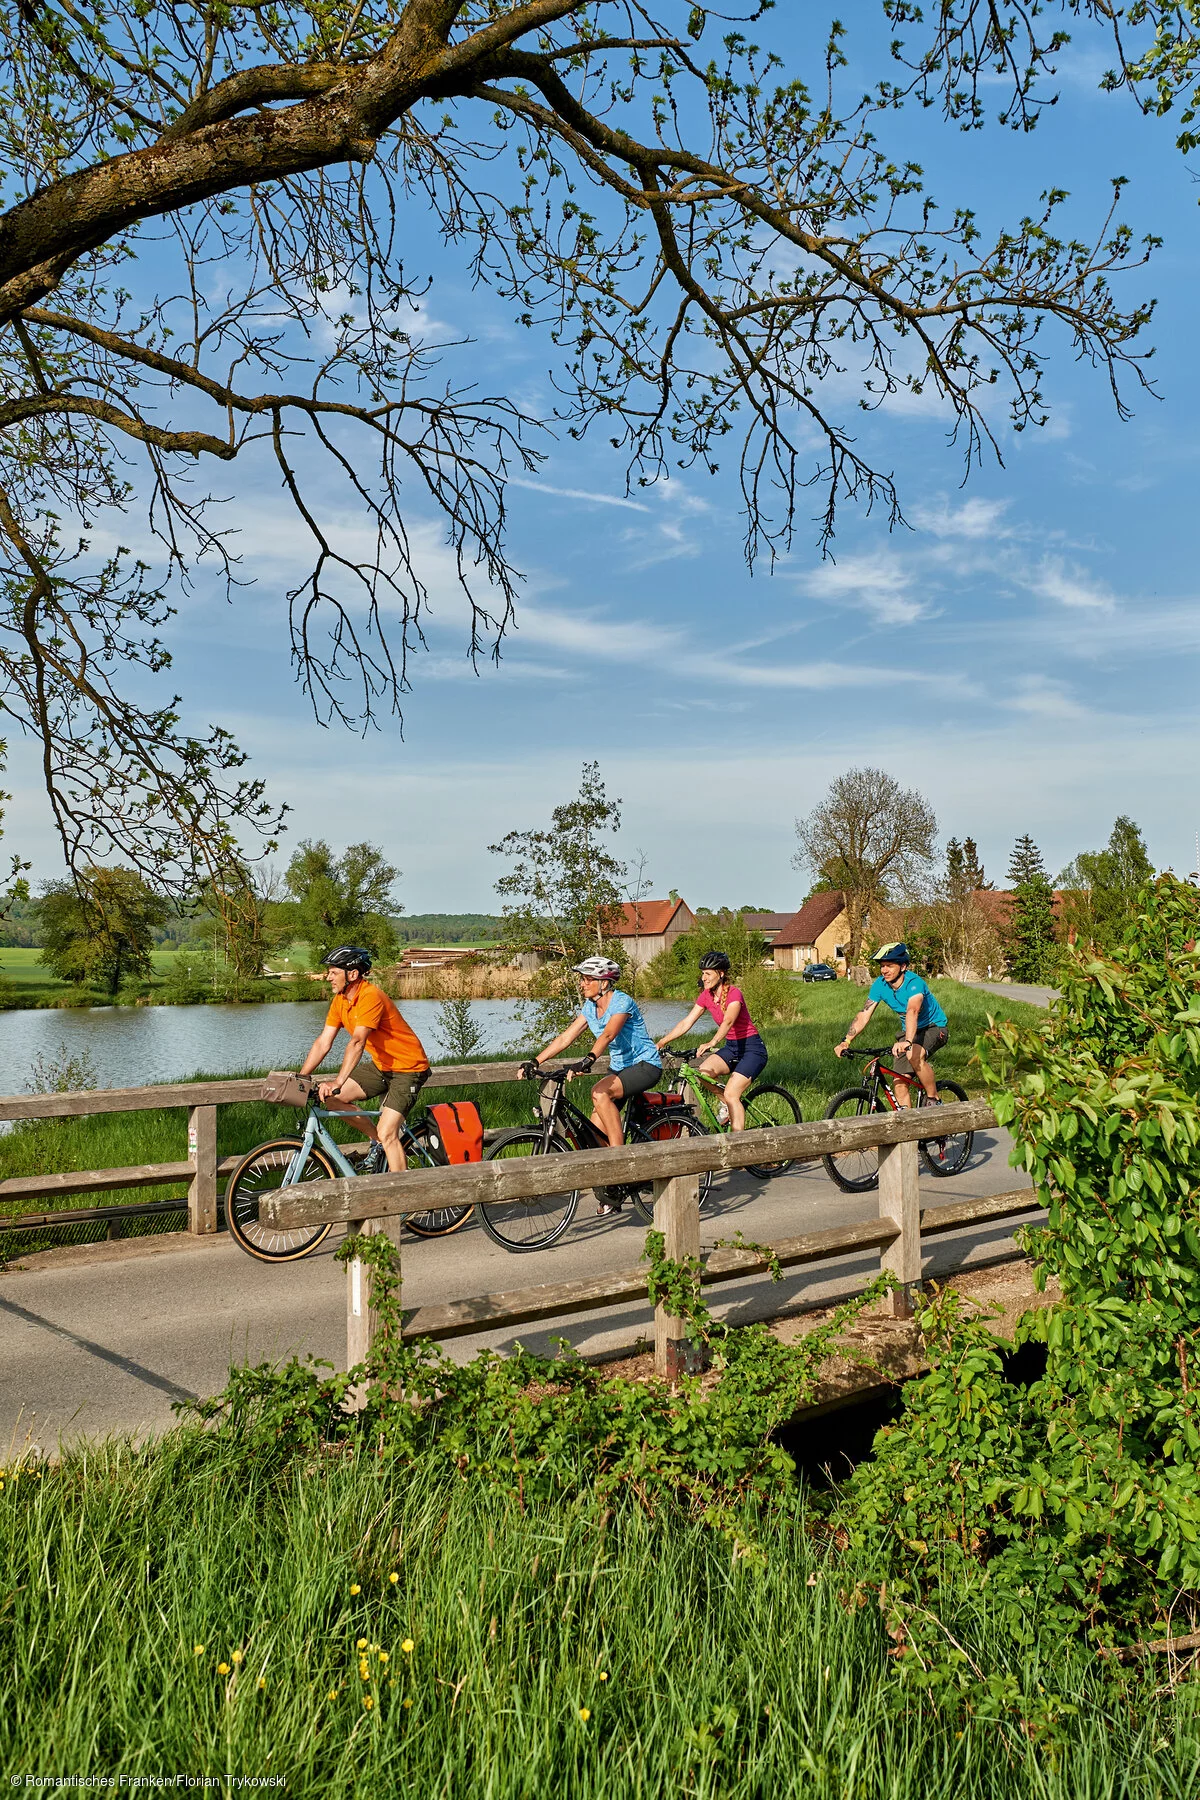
[834,943,948,1105]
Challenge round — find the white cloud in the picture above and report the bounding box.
[798,549,930,625]
[512,603,682,660]
[1030,557,1116,613]
[509,478,651,513]
[912,497,1011,540]
[1005,674,1091,720]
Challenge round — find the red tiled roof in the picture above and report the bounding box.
[771,892,847,949]
[610,899,689,937]
[971,888,1065,928]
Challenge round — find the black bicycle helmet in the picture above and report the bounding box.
[323,945,373,973]
[698,951,731,973]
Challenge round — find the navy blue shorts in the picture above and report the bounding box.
[713,1034,768,1080]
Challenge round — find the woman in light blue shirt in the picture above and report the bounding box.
[529,955,662,1210]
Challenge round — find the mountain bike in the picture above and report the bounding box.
[659,1047,803,1178]
[822,1047,973,1192]
[224,1091,472,1262]
[479,1061,715,1252]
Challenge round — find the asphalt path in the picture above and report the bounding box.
[1,1116,1038,1454]
[967,980,1060,1007]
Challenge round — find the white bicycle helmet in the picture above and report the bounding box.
[572,955,620,981]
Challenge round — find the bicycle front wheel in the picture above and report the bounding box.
[403,1118,476,1238]
[479,1130,579,1251]
[918,1079,974,1177]
[822,1089,885,1192]
[742,1083,804,1178]
[628,1115,715,1223]
[224,1138,337,1262]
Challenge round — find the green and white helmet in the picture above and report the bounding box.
[871,942,911,965]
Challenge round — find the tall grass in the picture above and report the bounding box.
[2,1437,1192,1795]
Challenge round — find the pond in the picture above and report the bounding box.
[0,998,694,1093]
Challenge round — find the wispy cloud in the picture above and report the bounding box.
[798,549,931,625]
[509,477,651,513]
[1030,557,1116,612]
[513,602,682,660]
[912,496,1011,540]
[1006,674,1091,720]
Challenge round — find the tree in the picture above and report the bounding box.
[283,840,400,967]
[490,761,625,1037]
[0,2,1158,885]
[793,769,938,967]
[1004,835,1058,983]
[1058,815,1155,951]
[38,865,169,996]
[946,835,990,901]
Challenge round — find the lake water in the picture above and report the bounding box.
[0,998,694,1093]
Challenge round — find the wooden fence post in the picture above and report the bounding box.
[346,1217,392,1379]
[652,1173,706,1382]
[187,1105,217,1235]
[878,1137,920,1318]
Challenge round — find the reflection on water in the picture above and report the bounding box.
[0,998,692,1093]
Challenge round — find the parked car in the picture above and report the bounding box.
[802,962,838,982]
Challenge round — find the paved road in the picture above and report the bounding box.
[1,1118,1038,1453]
[967,980,1059,1007]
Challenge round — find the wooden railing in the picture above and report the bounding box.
[255,1098,1038,1380]
[0,1058,612,1237]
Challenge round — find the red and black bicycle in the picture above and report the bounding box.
[822,1046,973,1192]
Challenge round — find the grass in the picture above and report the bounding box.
[1,1437,1193,1794]
[0,980,1045,1254]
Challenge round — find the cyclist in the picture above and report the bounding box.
[525,955,662,1214]
[297,946,430,1172]
[834,942,947,1106]
[656,950,767,1131]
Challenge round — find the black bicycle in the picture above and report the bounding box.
[822,1046,973,1192]
[479,1061,714,1252]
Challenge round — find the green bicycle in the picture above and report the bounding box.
[659,1048,803,1176]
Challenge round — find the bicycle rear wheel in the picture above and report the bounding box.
[822,1089,885,1192]
[479,1130,579,1251]
[742,1083,803,1178]
[224,1138,337,1262]
[628,1115,715,1223]
[917,1079,973,1176]
[403,1117,476,1238]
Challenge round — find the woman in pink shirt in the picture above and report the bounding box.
[655,951,768,1130]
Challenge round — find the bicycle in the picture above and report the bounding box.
[479,1060,715,1252]
[224,1090,473,1262]
[659,1047,803,1177]
[822,1047,973,1192]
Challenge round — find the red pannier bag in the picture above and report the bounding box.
[638,1090,686,1141]
[427,1101,484,1163]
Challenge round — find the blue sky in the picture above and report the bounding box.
[7,4,1198,911]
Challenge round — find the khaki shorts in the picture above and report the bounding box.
[349,1059,429,1117]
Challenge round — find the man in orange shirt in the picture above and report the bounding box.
[298,946,430,1172]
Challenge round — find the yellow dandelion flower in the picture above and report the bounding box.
[231,1650,243,1666]
[328,1690,338,1701]
[598,1672,608,1682]
[388,1572,399,1584]
[403,1697,413,1710]
[401,1638,414,1655]
[579,1707,591,1722]
[193,1644,206,1656]
[357,1638,368,1650]
[217,1663,230,1676]
[349,1583,361,1595]
[363,1695,374,1711]
[378,1651,389,1666]
[257,1677,266,1691]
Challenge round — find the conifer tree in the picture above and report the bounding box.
[1005,836,1058,983]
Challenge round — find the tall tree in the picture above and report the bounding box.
[38,866,169,996]
[0,1,1157,885]
[962,838,990,892]
[284,840,400,967]
[1005,835,1058,983]
[1058,816,1155,951]
[490,761,625,1036]
[793,769,938,967]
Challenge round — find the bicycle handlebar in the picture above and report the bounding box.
[842,1045,898,1058]
[523,1058,595,1082]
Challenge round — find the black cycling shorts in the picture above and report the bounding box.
[609,1060,662,1098]
[893,1025,948,1074]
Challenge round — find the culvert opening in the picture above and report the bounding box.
[774,1387,905,1489]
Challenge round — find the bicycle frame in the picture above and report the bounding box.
[279,1100,421,1184]
[847,1049,934,1111]
[659,1054,727,1131]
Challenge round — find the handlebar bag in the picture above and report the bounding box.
[262,1071,313,1106]
[428,1101,484,1164]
